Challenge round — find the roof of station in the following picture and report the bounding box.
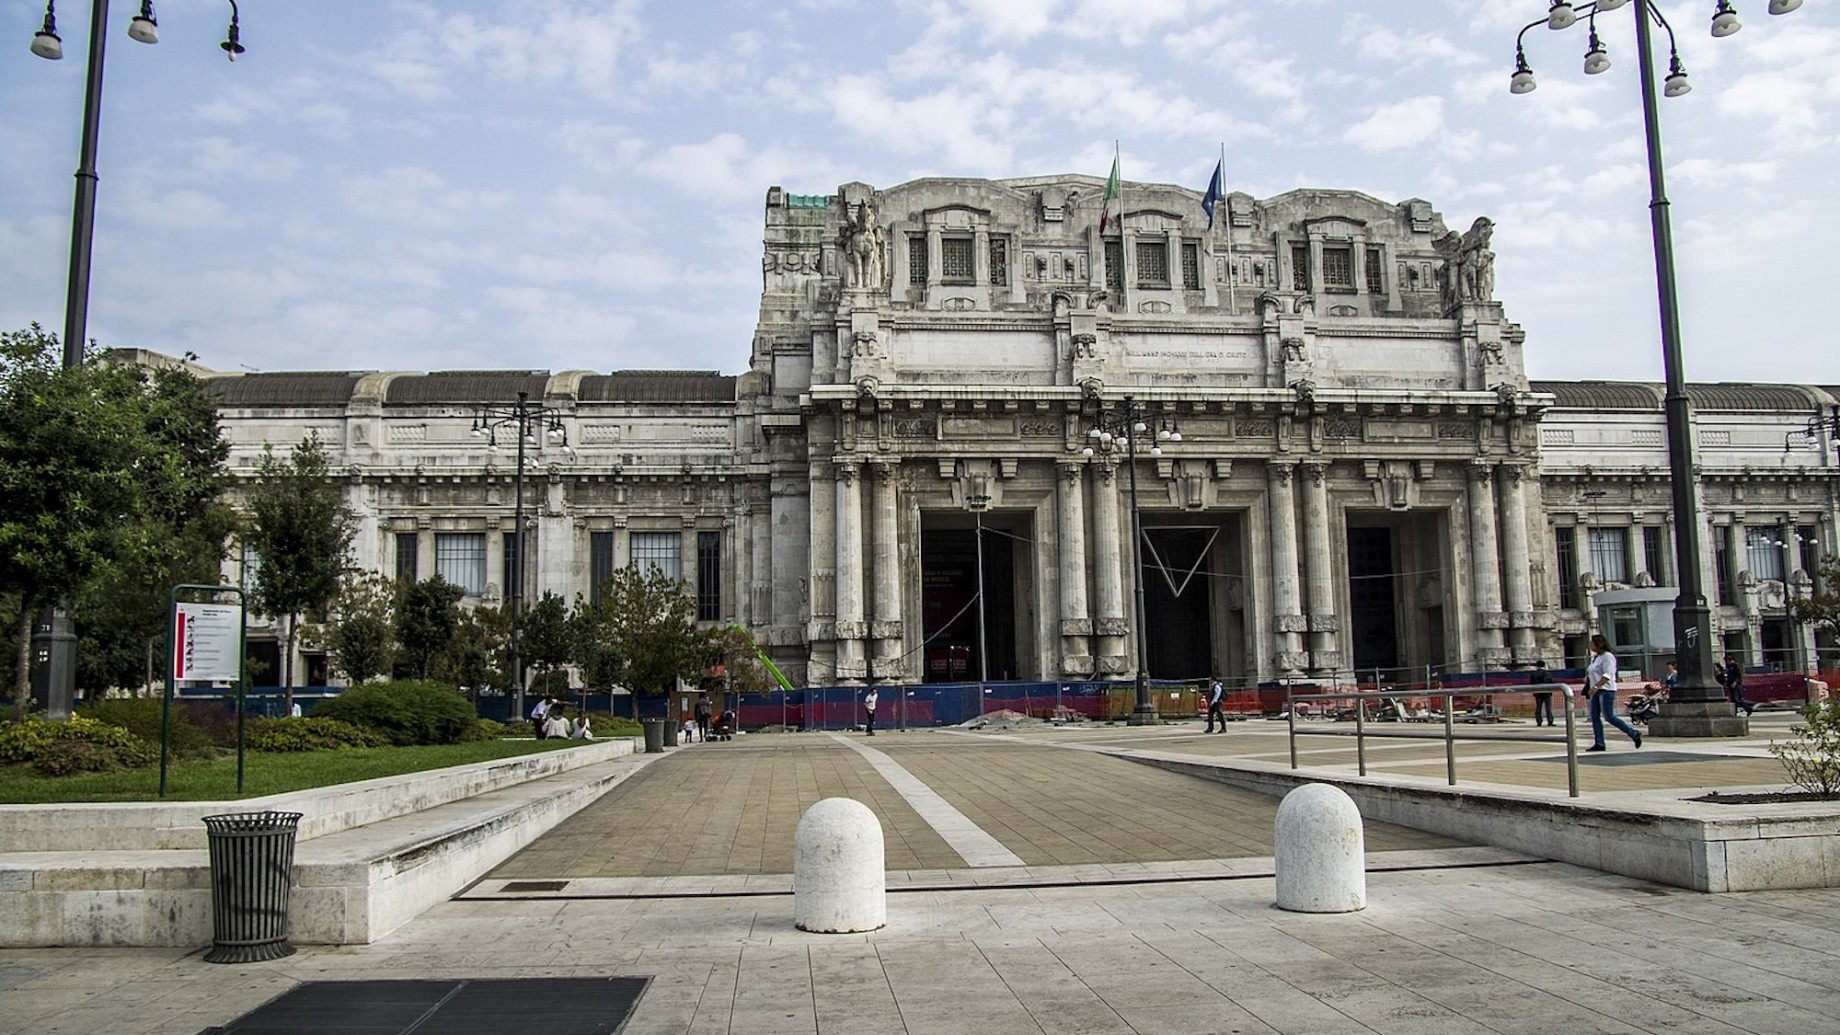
[1531,381,1839,412]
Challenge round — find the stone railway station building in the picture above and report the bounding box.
[196,175,1840,690]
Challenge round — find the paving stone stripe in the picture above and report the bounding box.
[825,731,1026,867]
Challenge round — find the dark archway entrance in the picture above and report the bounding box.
[1140,524,1218,681]
[920,517,1021,683]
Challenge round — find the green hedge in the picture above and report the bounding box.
[0,716,156,775]
[79,697,218,757]
[312,680,483,746]
[247,716,388,752]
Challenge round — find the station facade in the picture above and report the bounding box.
[199,176,1840,689]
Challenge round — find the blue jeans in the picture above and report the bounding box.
[1589,690,1639,746]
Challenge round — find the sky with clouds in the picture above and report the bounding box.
[2,0,1835,385]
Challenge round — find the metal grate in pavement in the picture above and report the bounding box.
[1528,750,1749,766]
[500,880,571,892]
[195,977,648,1034]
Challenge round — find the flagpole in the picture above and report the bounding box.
[1220,142,1234,314]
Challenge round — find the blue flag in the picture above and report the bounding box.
[1200,158,1225,231]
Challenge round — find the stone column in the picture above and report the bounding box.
[749,504,771,627]
[538,477,571,601]
[1299,462,1339,674]
[1269,462,1305,674]
[1499,463,1535,662]
[870,460,904,680]
[834,459,866,682]
[1057,460,1093,675]
[1625,523,1644,586]
[1468,463,1507,665]
[1091,461,1127,675]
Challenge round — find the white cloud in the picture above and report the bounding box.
[337,167,510,230]
[1343,96,1445,151]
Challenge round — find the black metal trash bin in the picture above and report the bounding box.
[641,718,666,753]
[202,811,302,964]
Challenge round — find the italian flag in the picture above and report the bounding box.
[1099,148,1121,235]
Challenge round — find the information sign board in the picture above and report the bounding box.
[171,602,243,682]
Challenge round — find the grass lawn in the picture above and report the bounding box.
[0,737,629,804]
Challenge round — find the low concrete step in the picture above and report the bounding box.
[0,739,664,947]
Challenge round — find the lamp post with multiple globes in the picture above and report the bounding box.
[1509,0,1801,736]
[27,1,244,720]
[471,392,571,722]
[1082,393,1182,725]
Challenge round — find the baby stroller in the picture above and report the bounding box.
[1626,684,1666,726]
[711,709,736,741]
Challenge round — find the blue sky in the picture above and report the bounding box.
[2,0,1835,383]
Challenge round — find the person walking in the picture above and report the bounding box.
[1585,634,1641,752]
[695,696,714,743]
[1204,676,1225,733]
[1529,661,1555,727]
[1721,654,1755,716]
[862,688,879,736]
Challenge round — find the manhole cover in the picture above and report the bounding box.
[198,977,647,1034]
[501,880,571,892]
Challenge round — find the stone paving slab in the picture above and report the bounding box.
[488,732,1462,882]
[489,740,964,878]
[7,861,1840,1034]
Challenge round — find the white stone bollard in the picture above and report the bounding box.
[1273,783,1366,913]
[794,797,886,933]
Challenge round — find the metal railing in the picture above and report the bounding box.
[1285,683,1582,798]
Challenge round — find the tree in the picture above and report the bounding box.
[1789,554,1840,661]
[396,576,464,681]
[2,326,230,719]
[518,591,574,693]
[703,624,773,695]
[327,572,396,686]
[73,357,233,695]
[242,434,358,714]
[574,565,703,696]
[441,600,507,698]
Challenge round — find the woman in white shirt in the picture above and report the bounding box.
[1585,634,1642,752]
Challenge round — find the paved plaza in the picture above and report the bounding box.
[3,716,1834,1034]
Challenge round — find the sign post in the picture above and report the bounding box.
[165,585,248,797]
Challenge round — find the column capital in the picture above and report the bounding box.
[1300,460,1329,485]
[1057,460,1086,485]
[1268,460,1297,485]
[1467,460,1495,484]
[834,457,862,482]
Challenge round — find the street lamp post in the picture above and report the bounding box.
[1509,0,1801,736]
[28,0,244,719]
[967,493,991,715]
[1082,393,1182,725]
[471,391,570,721]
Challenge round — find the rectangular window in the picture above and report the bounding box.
[241,540,262,592]
[394,532,418,582]
[1135,242,1169,287]
[989,238,1008,287]
[1748,526,1786,582]
[1555,526,1578,610]
[1322,246,1353,289]
[1799,525,1821,592]
[590,531,615,606]
[630,531,681,581]
[941,237,974,282]
[1587,527,1628,584]
[1104,240,1124,291]
[697,531,722,622]
[1365,246,1385,295]
[1290,245,1311,290]
[908,234,927,285]
[1643,526,1667,584]
[1181,242,1201,289]
[435,532,487,596]
[1715,533,1733,603]
[502,532,519,600]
